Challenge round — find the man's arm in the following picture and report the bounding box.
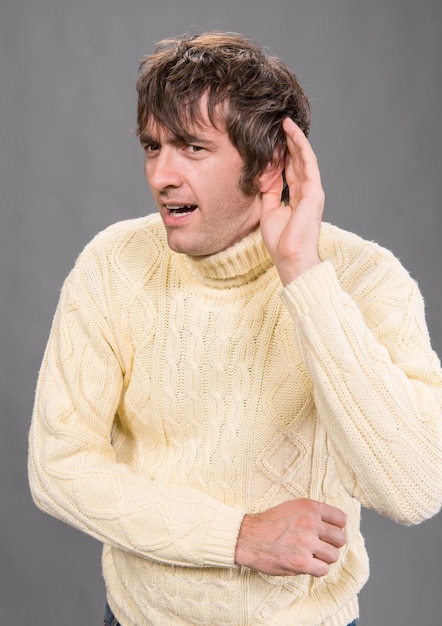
[28,258,245,570]
[259,119,442,524]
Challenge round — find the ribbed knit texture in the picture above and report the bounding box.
[29,214,442,625]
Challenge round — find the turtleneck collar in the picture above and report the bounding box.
[173,226,274,289]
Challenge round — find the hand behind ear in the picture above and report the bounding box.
[259,118,324,285]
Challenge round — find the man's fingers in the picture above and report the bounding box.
[312,542,341,567]
[319,522,347,550]
[282,117,323,190]
[319,501,347,529]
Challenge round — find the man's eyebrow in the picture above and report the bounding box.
[138,131,217,148]
[138,133,158,145]
[178,132,217,147]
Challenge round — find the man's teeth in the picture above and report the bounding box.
[167,205,197,216]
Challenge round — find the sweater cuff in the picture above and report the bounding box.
[280,261,341,315]
[203,508,245,567]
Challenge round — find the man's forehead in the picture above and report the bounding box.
[142,113,225,143]
[142,94,227,140]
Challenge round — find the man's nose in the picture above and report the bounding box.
[147,148,182,191]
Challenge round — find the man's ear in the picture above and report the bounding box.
[257,154,284,194]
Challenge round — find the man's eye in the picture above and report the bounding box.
[144,143,159,153]
[187,145,204,153]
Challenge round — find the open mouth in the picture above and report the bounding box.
[166,205,198,217]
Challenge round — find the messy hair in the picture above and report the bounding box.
[136,32,311,202]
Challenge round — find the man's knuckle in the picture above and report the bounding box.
[290,554,309,573]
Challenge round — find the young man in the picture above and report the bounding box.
[28,33,442,626]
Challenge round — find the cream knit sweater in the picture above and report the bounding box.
[29,214,442,626]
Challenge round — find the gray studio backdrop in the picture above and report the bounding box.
[1,1,441,624]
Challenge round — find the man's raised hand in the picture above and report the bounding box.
[260,118,325,286]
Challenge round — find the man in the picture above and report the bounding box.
[28,32,442,626]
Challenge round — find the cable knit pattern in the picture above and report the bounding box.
[29,213,442,626]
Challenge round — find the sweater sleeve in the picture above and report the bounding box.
[280,259,442,524]
[28,249,245,568]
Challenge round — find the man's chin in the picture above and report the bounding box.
[166,235,217,257]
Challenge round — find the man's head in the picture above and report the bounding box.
[136,32,310,203]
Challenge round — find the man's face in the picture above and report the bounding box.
[141,108,263,256]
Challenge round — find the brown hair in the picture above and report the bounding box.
[136,32,311,202]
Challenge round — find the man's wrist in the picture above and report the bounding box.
[276,257,322,286]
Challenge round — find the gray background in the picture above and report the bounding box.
[1,0,441,624]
